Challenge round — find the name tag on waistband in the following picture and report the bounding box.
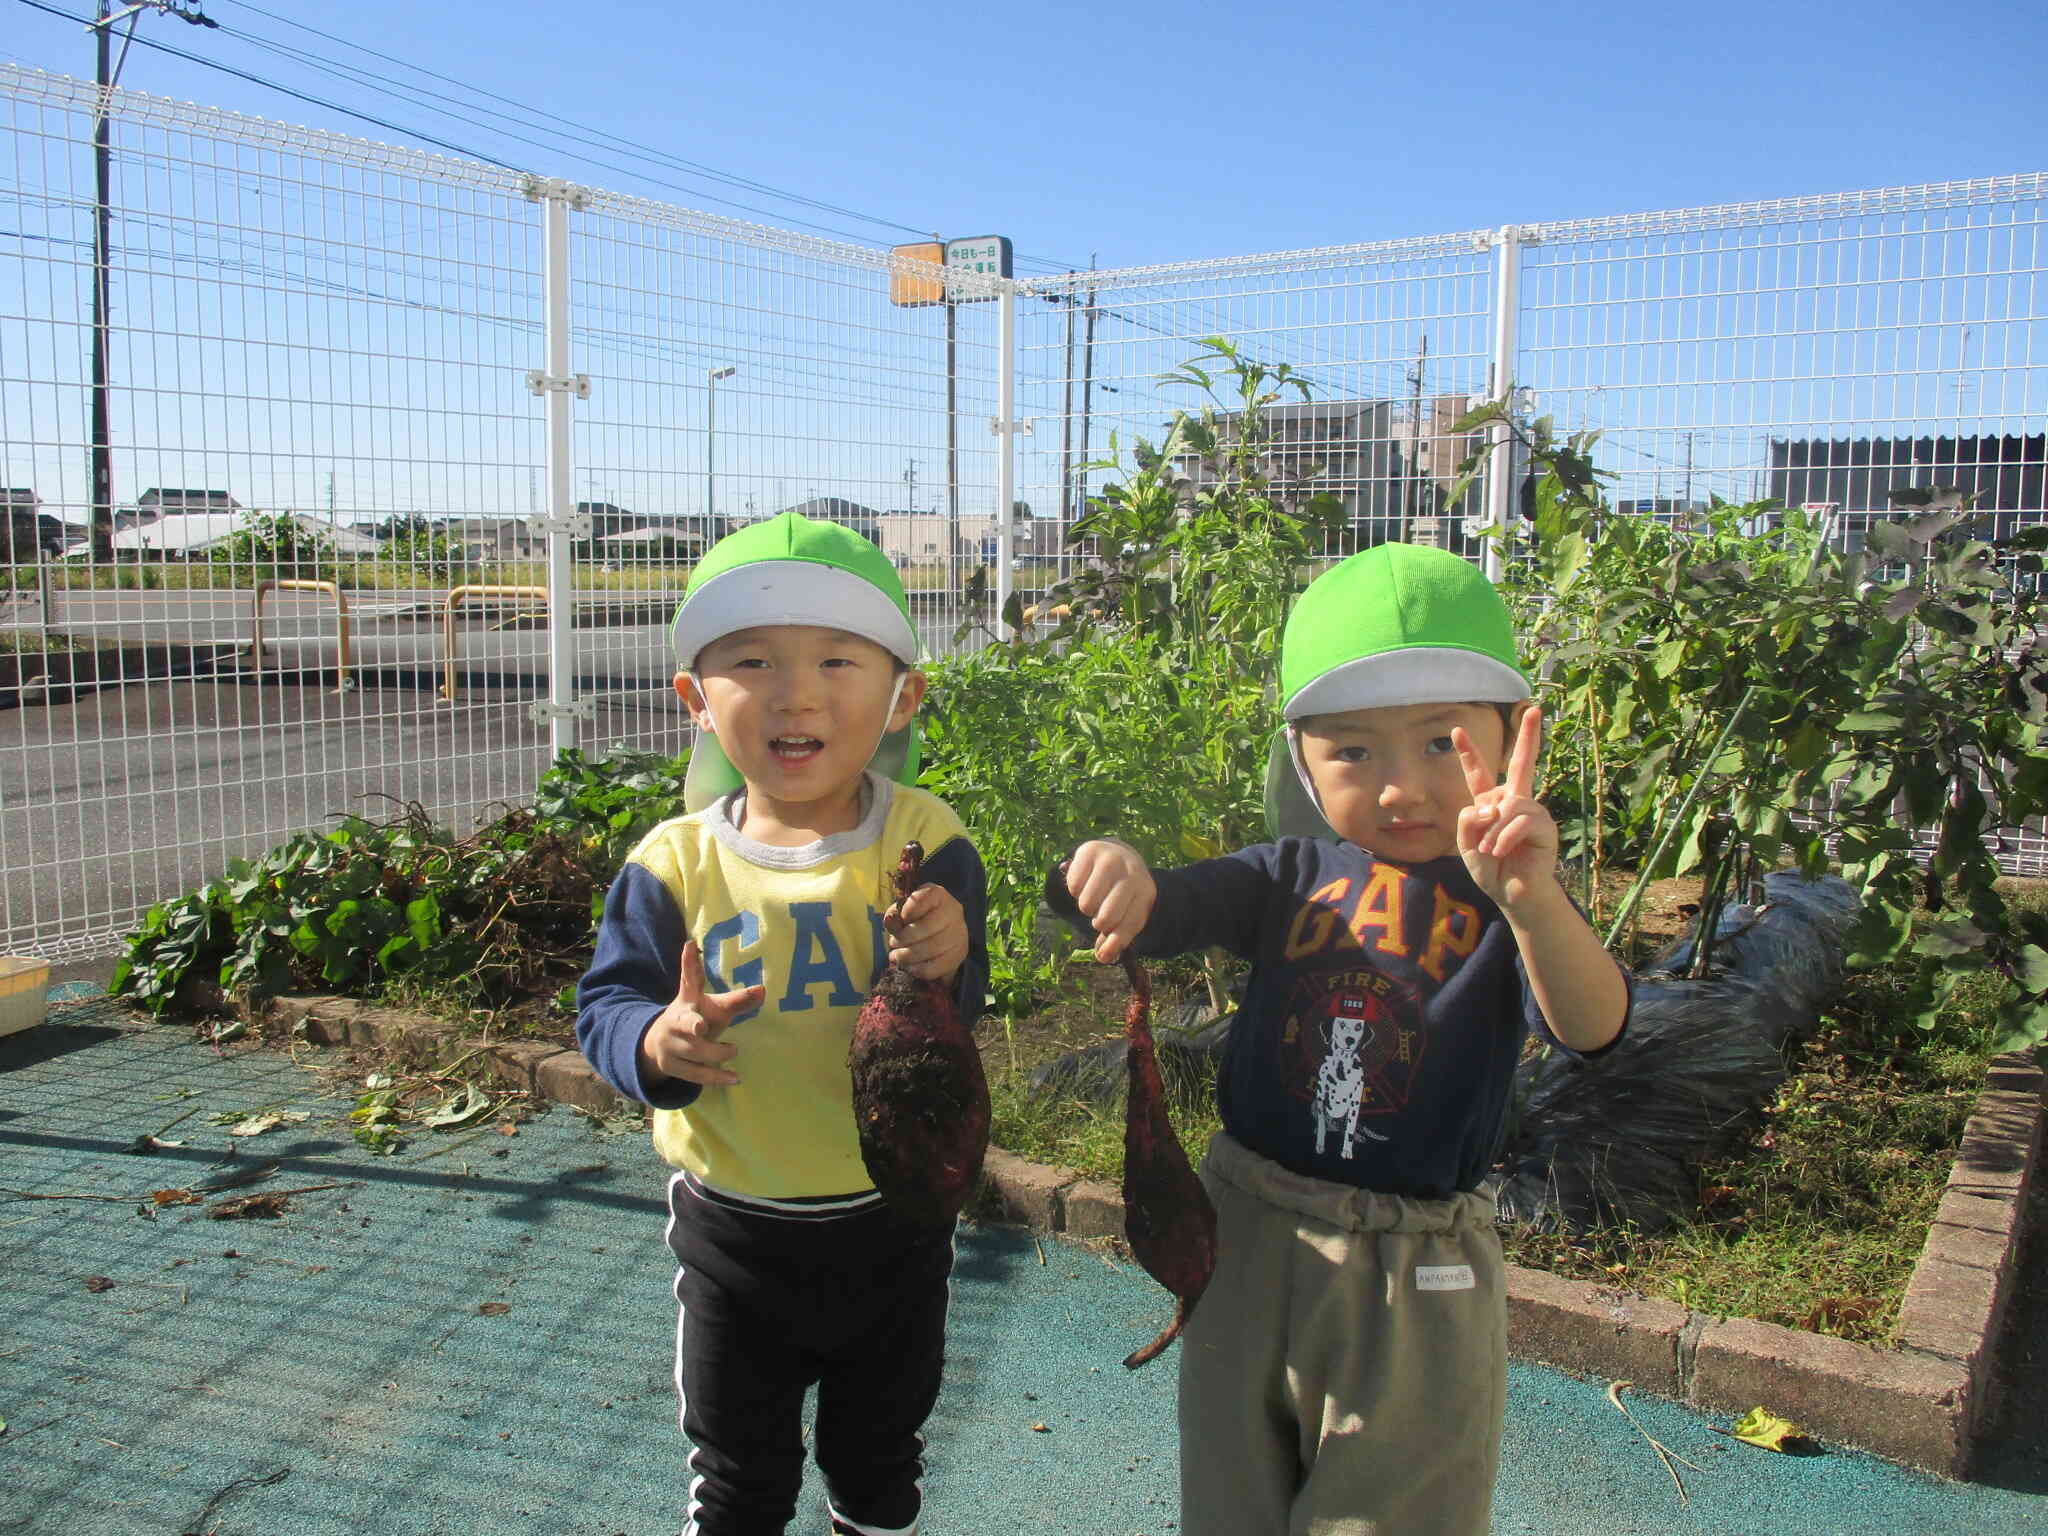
[1415,1264,1476,1292]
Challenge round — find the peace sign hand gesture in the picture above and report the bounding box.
[1452,705,1558,912]
[636,939,765,1090]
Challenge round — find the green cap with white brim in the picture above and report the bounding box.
[671,511,922,812]
[1266,542,1530,840]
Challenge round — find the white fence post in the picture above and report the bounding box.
[1482,224,1526,583]
[995,287,1018,623]
[527,177,591,758]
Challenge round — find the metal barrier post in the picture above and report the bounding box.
[249,578,355,693]
[440,584,548,701]
[525,176,591,755]
[994,286,1019,623]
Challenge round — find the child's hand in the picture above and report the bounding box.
[1454,705,1559,911]
[887,883,968,983]
[637,939,764,1090]
[1064,839,1155,964]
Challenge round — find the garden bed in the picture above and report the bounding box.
[196,867,2034,1353]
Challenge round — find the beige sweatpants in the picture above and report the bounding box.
[1176,1132,1507,1536]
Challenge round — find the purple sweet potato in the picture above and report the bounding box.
[1119,954,1218,1369]
[847,841,991,1226]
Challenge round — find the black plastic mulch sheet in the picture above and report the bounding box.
[1493,873,1862,1234]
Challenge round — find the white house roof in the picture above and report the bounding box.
[109,513,381,555]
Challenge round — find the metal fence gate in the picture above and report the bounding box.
[3,61,2044,959]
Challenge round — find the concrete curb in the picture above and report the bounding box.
[259,993,2040,1478]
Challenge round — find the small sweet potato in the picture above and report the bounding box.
[1118,954,1218,1368]
[848,841,991,1226]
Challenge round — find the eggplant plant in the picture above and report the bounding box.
[1454,398,2048,1052]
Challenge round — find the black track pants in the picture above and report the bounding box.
[665,1174,954,1536]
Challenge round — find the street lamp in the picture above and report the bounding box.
[706,365,737,532]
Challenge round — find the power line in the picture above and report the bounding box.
[19,0,1096,269]
[14,0,524,166]
[214,3,945,242]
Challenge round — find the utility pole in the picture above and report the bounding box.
[1404,334,1428,536]
[85,0,217,562]
[902,458,921,512]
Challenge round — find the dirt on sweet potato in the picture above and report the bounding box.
[847,841,992,1227]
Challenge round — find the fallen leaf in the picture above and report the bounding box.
[1730,1405,1813,1454]
[214,1111,310,1138]
[151,1189,202,1207]
[209,1192,291,1221]
[478,1302,511,1316]
[84,1276,115,1293]
[1029,1422,1050,1433]
[423,1086,494,1130]
[496,1122,519,1137]
[131,1134,185,1153]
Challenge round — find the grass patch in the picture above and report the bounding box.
[0,629,110,654]
[17,556,1068,595]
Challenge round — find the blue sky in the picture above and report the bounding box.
[4,0,2045,528]
[8,0,2048,273]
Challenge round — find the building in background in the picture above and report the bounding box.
[106,509,381,558]
[1768,434,2048,546]
[1160,395,1487,551]
[1,487,69,560]
[871,510,1054,568]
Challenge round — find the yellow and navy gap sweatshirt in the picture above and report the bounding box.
[576,773,988,1207]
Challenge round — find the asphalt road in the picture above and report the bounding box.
[0,588,978,959]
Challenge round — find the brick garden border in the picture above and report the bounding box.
[260,994,2041,1478]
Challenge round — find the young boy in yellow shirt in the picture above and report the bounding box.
[578,512,988,1536]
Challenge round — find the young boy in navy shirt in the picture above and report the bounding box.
[1053,542,1628,1535]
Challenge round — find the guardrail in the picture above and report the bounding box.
[439,584,548,701]
[248,579,355,693]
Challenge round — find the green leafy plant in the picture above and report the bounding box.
[376,517,466,582]
[113,747,690,1019]
[1453,398,2048,1050]
[922,338,1344,1017]
[207,509,338,583]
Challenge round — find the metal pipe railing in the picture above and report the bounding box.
[439,584,547,701]
[249,578,354,693]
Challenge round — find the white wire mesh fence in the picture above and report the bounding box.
[2,62,2044,958]
[0,67,998,958]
